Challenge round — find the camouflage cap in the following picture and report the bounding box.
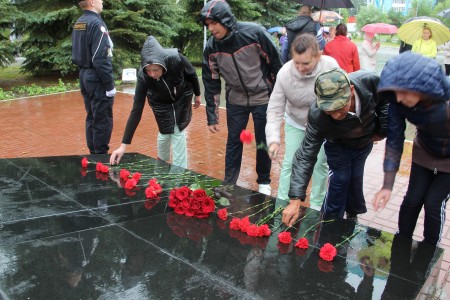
[314,68,351,111]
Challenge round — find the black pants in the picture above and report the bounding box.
[445,64,450,76]
[399,162,450,245]
[224,103,271,185]
[79,68,114,154]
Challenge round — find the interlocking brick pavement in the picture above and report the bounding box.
[0,91,448,298]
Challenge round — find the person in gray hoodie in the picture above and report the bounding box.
[109,36,201,167]
[200,0,282,195]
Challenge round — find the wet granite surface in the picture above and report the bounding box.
[0,154,443,299]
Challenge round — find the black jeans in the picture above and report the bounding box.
[224,103,271,185]
[80,68,114,154]
[399,162,450,245]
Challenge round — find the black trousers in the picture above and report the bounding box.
[224,102,271,185]
[79,68,114,154]
[399,162,450,245]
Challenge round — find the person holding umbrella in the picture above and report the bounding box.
[372,52,450,246]
[360,32,380,72]
[412,27,437,58]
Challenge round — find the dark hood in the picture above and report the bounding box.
[285,15,314,32]
[378,51,450,101]
[140,36,172,73]
[200,0,236,30]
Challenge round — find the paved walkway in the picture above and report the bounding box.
[0,91,448,297]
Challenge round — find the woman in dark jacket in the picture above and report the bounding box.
[373,52,450,246]
[110,36,201,167]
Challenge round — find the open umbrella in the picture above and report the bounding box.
[361,23,398,35]
[437,8,450,19]
[268,26,283,33]
[297,0,354,9]
[312,10,343,23]
[397,16,450,45]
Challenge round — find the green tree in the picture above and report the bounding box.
[387,8,406,27]
[355,5,389,30]
[0,0,19,68]
[14,0,178,77]
[408,0,434,18]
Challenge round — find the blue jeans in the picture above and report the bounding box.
[224,103,271,185]
[399,162,450,245]
[322,141,373,219]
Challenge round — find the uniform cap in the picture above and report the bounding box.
[314,68,351,111]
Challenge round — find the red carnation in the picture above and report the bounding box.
[278,232,292,244]
[230,218,241,230]
[132,172,142,182]
[295,237,309,249]
[120,169,130,180]
[239,216,251,233]
[247,224,260,237]
[217,208,228,220]
[100,164,109,173]
[96,162,103,172]
[319,243,337,262]
[145,185,158,199]
[124,178,137,190]
[258,224,271,237]
[81,157,88,168]
[240,129,254,144]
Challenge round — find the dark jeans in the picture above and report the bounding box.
[80,68,114,154]
[224,103,271,185]
[322,141,373,219]
[399,162,450,245]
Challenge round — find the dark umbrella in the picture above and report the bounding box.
[297,0,354,9]
[437,8,450,19]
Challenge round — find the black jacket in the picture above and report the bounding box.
[288,70,388,200]
[122,36,200,143]
[71,10,115,91]
[200,0,282,125]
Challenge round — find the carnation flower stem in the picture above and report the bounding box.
[335,229,362,248]
[246,204,274,219]
[297,219,335,239]
[228,201,273,216]
[256,206,283,226]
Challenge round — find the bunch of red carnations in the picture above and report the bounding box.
[119,168,142,190]
[168,186,216,219]
[229,216,272,237]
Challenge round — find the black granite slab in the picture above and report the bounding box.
[0,154,444,299]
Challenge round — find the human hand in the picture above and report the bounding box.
[193,95,201,109]
[375,42,380,50]
[109,144,127,165]
[268,143,280,160]
[106,88,116,97]
[372,189,392,211]
[208,124,219,133]
[282,200,302,227]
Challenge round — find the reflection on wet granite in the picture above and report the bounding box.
[0,154,444,299]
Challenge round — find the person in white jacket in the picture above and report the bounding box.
[266,34,339,210]
[360,32,380,72]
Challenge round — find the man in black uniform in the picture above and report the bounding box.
[72,0,115,154]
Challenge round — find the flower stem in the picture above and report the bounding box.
[256,206,283,226]
[335,229,362,248]
[300,219,335,238]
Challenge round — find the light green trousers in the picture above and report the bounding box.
[276,123,328,210]
[157,125,187,168]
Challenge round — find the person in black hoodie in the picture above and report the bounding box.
[109,36,201,168]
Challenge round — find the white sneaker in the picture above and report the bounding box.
[258,184,271,196]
